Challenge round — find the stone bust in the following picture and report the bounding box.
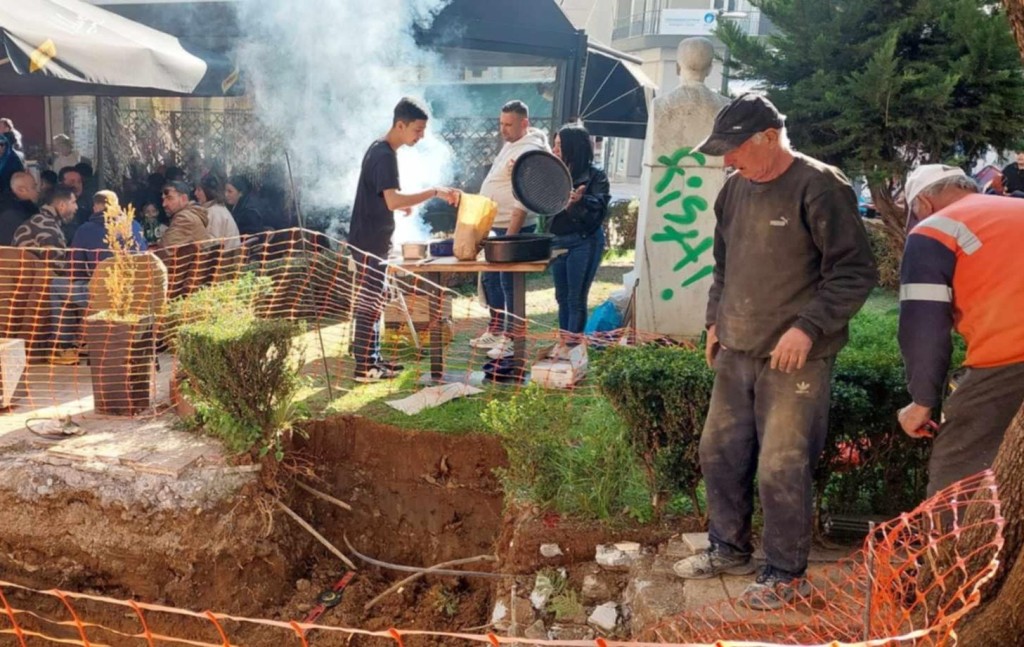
[677,37,715,85]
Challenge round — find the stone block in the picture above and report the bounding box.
[595,543,636,571]
[626,576,686,635]
[587,601,619,633]
[680,532,710,555]
[0,337,25,408]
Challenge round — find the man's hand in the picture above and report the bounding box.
[769,327,813,373]
[899,403,935,439]
[435,187,460,206]
[705,324,721,368]
[398,207,413,216]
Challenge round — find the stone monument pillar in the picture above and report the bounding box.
[633,37,729,339]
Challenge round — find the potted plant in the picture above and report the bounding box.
[85,201,157,415]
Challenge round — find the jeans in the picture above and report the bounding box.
[550,227,604,334]
[351,249,387,371]
[48,277,90,346]
[481,224,536,333]
[700,348,834,578]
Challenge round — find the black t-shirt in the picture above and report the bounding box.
[349,140,400,256]
[1002,162,1024,194]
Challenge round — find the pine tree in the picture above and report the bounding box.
[718,0,1024,266]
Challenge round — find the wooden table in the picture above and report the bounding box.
[391,255,554,382]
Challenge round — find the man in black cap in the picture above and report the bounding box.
[671,93,876,610]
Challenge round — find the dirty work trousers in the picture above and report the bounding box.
[928,361,1024,497]
[700,348,834,578]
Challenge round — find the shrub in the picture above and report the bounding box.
[603,198,639,250]
[865,222,900,290]
[166,273,273,343]
[480,384,652,522]
[177,314,306,457]
[595,345,714,515]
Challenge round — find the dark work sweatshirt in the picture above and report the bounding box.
[705,154,877,359]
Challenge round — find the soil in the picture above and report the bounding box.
[0,414,701,646]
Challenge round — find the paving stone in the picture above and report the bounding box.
[682,575,731,611]
[625,575,686,635]
[650,553,680,578]
[661,536,693,559]
[587,601,619,633]
[680,532,711,555]
[752,545,852,564]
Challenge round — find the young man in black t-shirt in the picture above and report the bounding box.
[349,97,458,382]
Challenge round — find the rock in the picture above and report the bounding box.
[550,624,595,641]
[661,536,692,560]
[295,579,311,592]
[524,619,548,640]
[595,544,635,571]
[614,541,642,556]
[539,543,563,558]
[588,601,619,633]
[491,599,508,626]
[581,572,614,603]
[510,596,535,629]
[296,603,312,613]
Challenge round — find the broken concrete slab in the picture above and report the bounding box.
[625,575,686,635]
[588,601,618,633]
[596,543,638,571]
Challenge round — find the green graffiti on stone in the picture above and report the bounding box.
[652,147,713,300]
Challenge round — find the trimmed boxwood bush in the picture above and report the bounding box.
[594,344,713,515]
[177,314,305,456]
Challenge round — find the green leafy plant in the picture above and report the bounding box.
[430,585,461,618]
[548,589,584,622]
[177,314,306,456]
[595,345,714,517]
[480,385,652,522]
[166,273,273,342]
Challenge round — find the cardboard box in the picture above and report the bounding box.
[383,292,452,328]
[0,337,26,408]
[531,343,588,389]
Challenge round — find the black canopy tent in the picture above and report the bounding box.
[0,0,240,97]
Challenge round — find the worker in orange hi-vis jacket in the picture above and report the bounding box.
[897,164,1024,498]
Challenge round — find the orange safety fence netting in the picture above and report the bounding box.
[0,471,1004,647]
[0,228,676,429]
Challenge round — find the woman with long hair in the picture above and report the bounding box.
[195,175,241,249]
[548,123,611,350]
[224,174,264,236]
[0,118,23,152]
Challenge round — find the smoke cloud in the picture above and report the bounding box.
[235,0,457,243]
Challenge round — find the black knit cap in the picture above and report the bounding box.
[695,92,786,156]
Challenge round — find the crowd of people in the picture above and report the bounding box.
[0,115,292,365]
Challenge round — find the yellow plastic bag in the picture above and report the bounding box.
[453,193,498,260]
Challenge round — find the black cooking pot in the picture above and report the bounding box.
[483,233,554,263]
[428,238,455,257]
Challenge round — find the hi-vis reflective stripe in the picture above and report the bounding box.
[900,283,953,302]
[917,216,983,254]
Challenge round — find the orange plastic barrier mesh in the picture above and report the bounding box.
[0,471,1004,646]
[0,228,675,429]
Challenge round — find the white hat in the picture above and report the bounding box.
[905,164,968,206]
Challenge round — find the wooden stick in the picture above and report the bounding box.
[276,501,357,571]
[296,480,353,511]
[363,555,497,612]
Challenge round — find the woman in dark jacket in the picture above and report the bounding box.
[548,123,611,345]
[225,174,265,236]
[0,136,25,197]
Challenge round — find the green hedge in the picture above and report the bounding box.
[594,307,966,519]
[594,344,713,515]
[177,314,305,457]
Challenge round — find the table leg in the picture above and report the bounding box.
[512,272,527,377]
[426,272,443,381]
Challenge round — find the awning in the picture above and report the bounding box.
[0,0,241,96]
[579,43,656,139]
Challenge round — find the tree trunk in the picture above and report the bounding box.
[955,404,1024,645]
[1004,0,1024,66]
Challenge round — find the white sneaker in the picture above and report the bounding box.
[470,332,510,349]
[486,342,513,360]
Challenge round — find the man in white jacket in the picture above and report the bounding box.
[471,100,551,352]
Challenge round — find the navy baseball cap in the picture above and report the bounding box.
[695,93,786,156]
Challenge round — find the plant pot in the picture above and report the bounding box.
[169,367,196,419]
[85,314,157,416]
